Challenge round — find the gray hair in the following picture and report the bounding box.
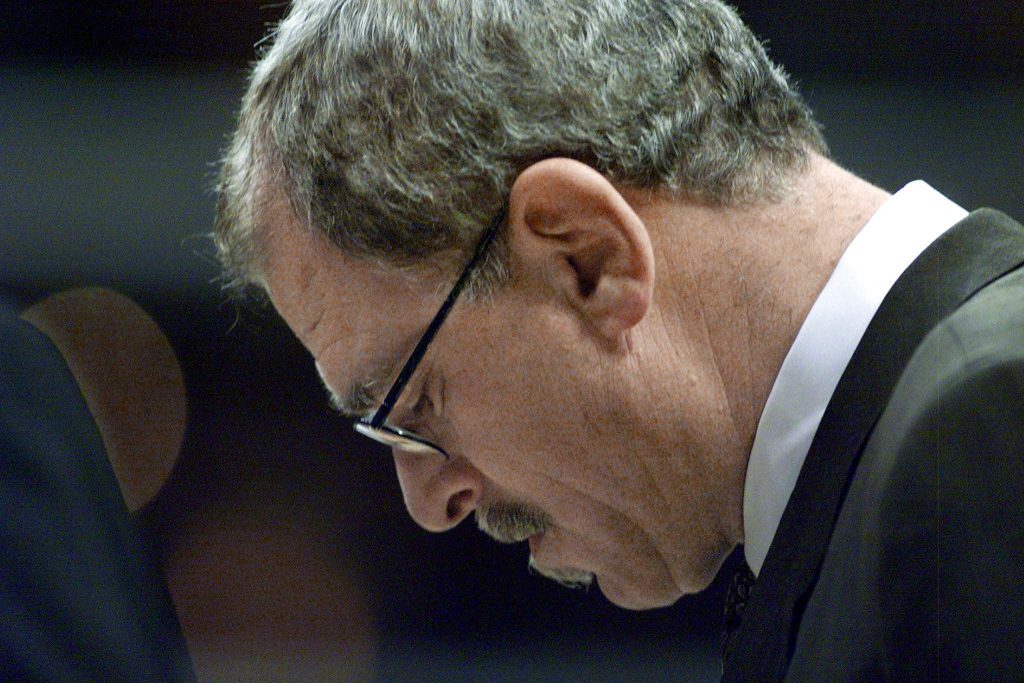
[214,0,826,295]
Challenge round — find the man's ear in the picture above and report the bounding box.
[507,158,655,344]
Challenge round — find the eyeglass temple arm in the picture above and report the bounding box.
[368,204,508,428]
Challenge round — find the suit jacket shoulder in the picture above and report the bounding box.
[787,260,1024,681]
[724,209,1024,682]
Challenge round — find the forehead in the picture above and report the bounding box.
[261,203,440,409]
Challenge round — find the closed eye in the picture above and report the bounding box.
[405,369,442,421]
[411,389,435,418]
[384,384,429,428]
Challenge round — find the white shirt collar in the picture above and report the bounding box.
[742,181,968,576]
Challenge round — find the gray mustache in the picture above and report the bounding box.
[475,502,553,544]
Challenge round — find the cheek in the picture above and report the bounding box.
[443,355,588,484]
[440,324,563,454]
[445,368,649,548]
[441,301,649,511]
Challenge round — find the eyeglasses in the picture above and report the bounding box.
[353,204,507,459]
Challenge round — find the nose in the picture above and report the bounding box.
[392,450,483,532]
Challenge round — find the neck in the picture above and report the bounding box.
[736,157,890,443]
[629,155,889,541]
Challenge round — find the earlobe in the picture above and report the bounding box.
[507,158,655,345]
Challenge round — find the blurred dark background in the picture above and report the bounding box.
[1,2,1021,681]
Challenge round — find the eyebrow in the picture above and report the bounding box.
[327,379,378,419]
[326,368,391,420]
[323,346,408,419]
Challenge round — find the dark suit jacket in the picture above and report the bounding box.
[0,298,195,681]
[723,209,1024,682]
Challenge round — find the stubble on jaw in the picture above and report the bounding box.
[476,501,595,590]
[527,556,594,590]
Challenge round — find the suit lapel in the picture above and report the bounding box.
[723,209,1024,682]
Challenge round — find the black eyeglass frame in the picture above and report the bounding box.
[354,203,508,459]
